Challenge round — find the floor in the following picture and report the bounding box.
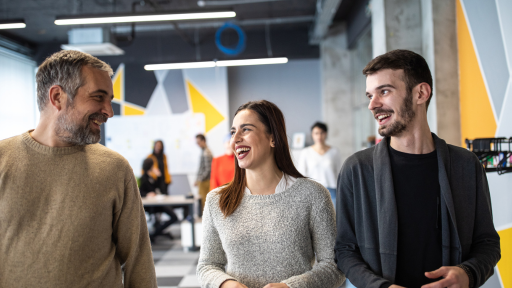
[151,225,201,288]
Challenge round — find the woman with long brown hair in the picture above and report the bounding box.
[197,100,344,288]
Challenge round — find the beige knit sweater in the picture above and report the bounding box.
[0,131,157,288]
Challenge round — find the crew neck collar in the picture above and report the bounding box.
[22,130,85,155]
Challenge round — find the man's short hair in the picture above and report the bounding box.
[196,134,206,142]
[362,49,433,111]
[36,50,113,112]
[311,122,328,133]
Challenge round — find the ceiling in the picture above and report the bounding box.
[0,0,363,63]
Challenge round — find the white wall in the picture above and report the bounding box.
[228,59,322,146]
[0,47,37,140]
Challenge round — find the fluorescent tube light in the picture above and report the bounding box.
[145,61,216,70]
[145,57,288,70]
[55,11,236,25]
[216,57,288,66]
[0,20,26,29]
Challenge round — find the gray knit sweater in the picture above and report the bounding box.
[197,178,345,288]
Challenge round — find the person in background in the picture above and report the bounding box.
[197,100,344,288]
[140,158,179,242]
[147,140,171,195]
[0,50,156,287]
[336,49,500,288]
[195,134,213,213]
[298,122,341,207]
[210,134,235,190]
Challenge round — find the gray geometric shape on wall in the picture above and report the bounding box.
[163,70,189,114]
[463,0,509,119]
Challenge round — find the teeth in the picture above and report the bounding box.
[378,114,390,120]
[236,147,250,153]
[92,120,101,125]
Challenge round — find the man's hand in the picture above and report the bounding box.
[146,192,156,197]
[389,285,406,288]
[422,266,469,288]
[263,284,289,288]
[220,280,248,288]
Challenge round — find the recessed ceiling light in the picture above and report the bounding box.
[144,57,288,70]
[55,11,236,25]
[0,19,26,29]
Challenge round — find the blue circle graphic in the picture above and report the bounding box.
[215,22,246,56]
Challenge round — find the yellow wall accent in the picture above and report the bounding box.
[456,0,496,145]
[123,105,145,116]
[112,66,123,101]
[187,80,225,133]
[498,226,512,288]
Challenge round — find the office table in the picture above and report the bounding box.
[141,195,199,251]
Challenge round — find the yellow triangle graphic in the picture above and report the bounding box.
[187,80,225,133]
[498,226,512,288]
[456,0,496,145]
[124,104,145,116]
[112,64,124,101]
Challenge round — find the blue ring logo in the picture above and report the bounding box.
[215,22,246,56]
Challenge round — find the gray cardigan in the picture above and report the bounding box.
[335,134,500,288]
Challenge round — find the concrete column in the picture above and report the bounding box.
[371,0,461,144]
[423,0,461,145]
[320,26,355,162]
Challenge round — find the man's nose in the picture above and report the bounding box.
[368,96,381,111]
[103,101,114,118]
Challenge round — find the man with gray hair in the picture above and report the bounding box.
[0,50,157,287]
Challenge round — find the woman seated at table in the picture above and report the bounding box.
[140,158,178,242]
[197,100,345,288]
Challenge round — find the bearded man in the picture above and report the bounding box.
[0,50,157,287]
[335,50,500,288]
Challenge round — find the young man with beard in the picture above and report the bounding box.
[335,50,500,288]
[0,50,157,287]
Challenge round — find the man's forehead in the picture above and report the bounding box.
[366,69,405,89]
[81,66,113,90]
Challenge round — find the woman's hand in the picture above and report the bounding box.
[146,192,156,197]
[263,284,289,288]
[220,280,248,288]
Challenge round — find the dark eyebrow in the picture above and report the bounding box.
[231,123,257,130]
[367,84,397,97]
[376,84,396,90]
[89,89,114,100]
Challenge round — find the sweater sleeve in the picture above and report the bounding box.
[113,168,157,287]
[461,159,501,287]
[197,193,238,288]
[281,185,345,288]
[335,161,391,288]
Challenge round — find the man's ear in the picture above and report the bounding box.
[415,82,432,106]
[48,85,67,111]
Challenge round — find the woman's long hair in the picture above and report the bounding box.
[219,100,304,217]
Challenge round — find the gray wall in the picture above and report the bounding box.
[228,59,322,145]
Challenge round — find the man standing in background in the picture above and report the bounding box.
[195,134,213,213]
[0,50,157,287]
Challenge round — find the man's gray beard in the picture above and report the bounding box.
[378,91,416,137]
[55,108,101,146]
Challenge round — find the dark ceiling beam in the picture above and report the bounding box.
[112,15,315,33]
[309,0,343,45]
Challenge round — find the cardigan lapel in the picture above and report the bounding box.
[373,137,398,282]
[433,133,462,264]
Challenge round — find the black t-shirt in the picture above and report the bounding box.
[389,145,443,287]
